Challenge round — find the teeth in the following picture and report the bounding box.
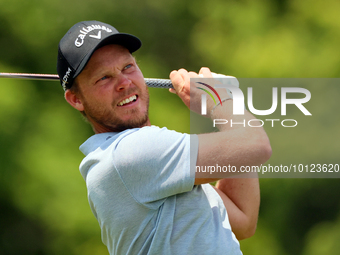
[118,95,137,106]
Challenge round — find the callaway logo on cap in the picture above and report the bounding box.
[57,20,142,91]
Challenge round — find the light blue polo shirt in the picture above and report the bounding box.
[79,125,242,255]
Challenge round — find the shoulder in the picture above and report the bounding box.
[79,126,194,156]
[101,126,194,151]
[113,126,193,160]
[126,125,187,138]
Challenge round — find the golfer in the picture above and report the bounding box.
[57,20,271,255]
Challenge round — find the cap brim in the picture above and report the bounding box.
[74,33,141,78]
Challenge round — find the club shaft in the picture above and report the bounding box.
[0,72,174,89]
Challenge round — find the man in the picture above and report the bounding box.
[57,20,271,255]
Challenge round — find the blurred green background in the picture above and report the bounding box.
[0,0,339,254]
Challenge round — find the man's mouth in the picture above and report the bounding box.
[117,95,138,106]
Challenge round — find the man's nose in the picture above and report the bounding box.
[115,74,132,92]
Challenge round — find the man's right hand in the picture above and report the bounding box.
[169,67,215,115]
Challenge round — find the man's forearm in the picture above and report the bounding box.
[195,99,272,181]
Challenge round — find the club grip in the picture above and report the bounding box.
[144,78,173,89]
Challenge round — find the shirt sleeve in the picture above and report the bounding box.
[111,126,198,209]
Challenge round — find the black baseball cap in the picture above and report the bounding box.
[57,20,141,91]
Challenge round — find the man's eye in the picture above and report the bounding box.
[124,64,132,70]
[95,76,108,84]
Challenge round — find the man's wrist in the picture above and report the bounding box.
[211,97,233,116]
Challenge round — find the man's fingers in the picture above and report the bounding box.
[188,71,198,77]
[169,69,190,92]
[177,69,190,89]
[169,88,176,94]
[198,67,213,77]
[170,70,184,88]
[169,69,192,108]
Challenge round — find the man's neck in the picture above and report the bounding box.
[92,119,152,134]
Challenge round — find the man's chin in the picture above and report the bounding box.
[100,114,150,132]
[84,101,150,132]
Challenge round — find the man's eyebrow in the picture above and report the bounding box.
[123,55,136,62]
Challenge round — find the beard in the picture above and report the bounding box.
[81,89,150,132]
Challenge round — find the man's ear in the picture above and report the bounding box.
[64,90,84,112]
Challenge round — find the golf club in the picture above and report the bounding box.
[0,72,174,89]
